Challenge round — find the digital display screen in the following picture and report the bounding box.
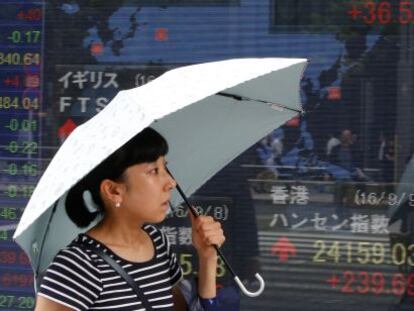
[270,0,414,32]
[0,2,42,309]
[1,0,414,310]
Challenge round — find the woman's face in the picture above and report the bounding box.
[120,155,176,223]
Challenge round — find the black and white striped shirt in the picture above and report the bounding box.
[38,224,183,311]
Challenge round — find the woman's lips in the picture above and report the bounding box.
[161,201,170,211]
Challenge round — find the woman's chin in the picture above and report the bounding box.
[151,206,169,223]
[161,202,169,213]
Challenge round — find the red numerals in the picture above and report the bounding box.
[16,8,42,21]
[0,273,33,288]
[349,1,414,25]
[341,271,385,294]
[363,1,392,24]
[0,250,30,266]
[0,251,16,264]
[342,271,355,293]
[362,2,377,24]
[391,273,406,296]
[371,272,386,295]
[399,1,413,24]
[329,271,414,296]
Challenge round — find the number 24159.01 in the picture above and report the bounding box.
[313,240,414,266]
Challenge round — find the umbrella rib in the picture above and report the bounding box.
[36,201,59,278]
[217,92,303,114]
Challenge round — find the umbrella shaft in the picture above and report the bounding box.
[174,183,199,218]
[214,245,237,277]
[168,169,238,278]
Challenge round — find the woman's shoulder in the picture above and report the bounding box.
[143,224,168,248]
[39,235,103,309]
[143,223,163,238]
[54,234,103,268]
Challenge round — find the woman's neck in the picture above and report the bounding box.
[87,216,146,248]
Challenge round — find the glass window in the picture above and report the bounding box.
[2,1,414,310]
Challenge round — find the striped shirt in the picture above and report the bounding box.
[38,224,183,311]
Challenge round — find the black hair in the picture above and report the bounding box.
[65,127,168,228]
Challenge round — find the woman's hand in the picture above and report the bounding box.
[189,212,225,260]
[190,211,226,298]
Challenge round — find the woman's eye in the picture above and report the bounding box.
[151,168,159,174]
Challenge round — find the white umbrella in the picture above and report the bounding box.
[13,57,307,297]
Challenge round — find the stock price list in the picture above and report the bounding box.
[0,1,43,309]
[312,239,414,298]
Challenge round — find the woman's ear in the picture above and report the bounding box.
[100,179,125,206]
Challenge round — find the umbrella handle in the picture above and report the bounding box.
[166,168,266,297]
[234,273,265,297]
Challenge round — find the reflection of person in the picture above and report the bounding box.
[34,128,225,310]
[329,129,368,207]
[256,135,275,167]
[256,132,283,175]
[326,132,340,157]
[378,134,395,182]
[329,129,367,181]
[270,128,284,161]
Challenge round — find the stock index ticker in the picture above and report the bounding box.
[0,2,42,309]
[1,1,414,310]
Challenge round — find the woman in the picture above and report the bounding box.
[34,127,225,311]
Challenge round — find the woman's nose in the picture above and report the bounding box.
[168,176,177,190]
[165,171,177,190]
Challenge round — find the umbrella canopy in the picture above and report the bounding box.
[13,57,307,285]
